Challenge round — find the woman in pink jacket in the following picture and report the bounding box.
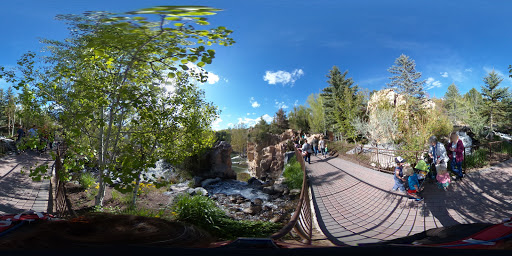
[447,132,464,180]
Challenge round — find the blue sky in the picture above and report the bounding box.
[1,0,511,130]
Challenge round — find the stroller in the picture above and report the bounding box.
[414,159,430,190]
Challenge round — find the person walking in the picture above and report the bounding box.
[312,136,319,156]
[319,137,326,158]
[392,156,406,192]
[447,132,464,180]
[301,139,312,164]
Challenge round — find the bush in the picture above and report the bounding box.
[464,148,489,169]
[282,156,303,190]
[79,172,96,189]
[171,194,282,239]
[171,194,226,229]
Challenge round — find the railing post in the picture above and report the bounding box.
[376,147,380,171]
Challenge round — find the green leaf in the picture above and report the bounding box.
[174,23,184,27]
[168,72,175,78]
[197,62,205,67]
[181,59,188,64]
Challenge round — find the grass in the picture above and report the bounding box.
[79,172,97,189]
[282,156,303,190]
[171,194,282,239]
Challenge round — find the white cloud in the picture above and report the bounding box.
[207,72,220,84]
[223,78,229,83]
[440,72,448,78]
[250,97,260,108]
[425,77,442,90]
[237,114,273,127]
[247,113,250,115]
[263,69,304,86]
[227,123,234,128]
[252,112,256,115]
[464,68,472,72]
[212,117,222,130]
[275,100,289,109]
[294,100,299,106]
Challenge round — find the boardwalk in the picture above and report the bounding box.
[0,152,52,214]
[307,154,512,246]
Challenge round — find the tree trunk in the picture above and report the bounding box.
[95,107,107,206]
[131,172,142,207]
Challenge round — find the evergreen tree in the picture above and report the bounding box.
[481,70,509,135]
[387,54,426,99]
[321,66,362,139]
[270,108,289,134]
[444,83,464,124]
[463,88,486,138]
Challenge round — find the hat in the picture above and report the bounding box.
[415,160,429,172]
[395,156,405,163]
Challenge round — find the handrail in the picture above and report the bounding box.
[270,147,312,244]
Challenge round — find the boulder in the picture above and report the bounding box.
[186,141,236,180]
[247,177,264,187]
[193,176,203,187]
[252,198,264,206]
[186,187,208,196]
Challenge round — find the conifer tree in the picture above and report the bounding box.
[387,54,426,100]
[481,70,509,135]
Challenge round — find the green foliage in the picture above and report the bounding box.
[387,54,425,99]
[2,5,235,206]
[288,105,310,132]
[230,123,248,155]
[249,118,271,143]
[481,70,510,134]
[79,172,97,189]
[171,194,281,239]
[321,66,364,140]
[282,156,303,190]
[307,93,326,133]
[171,194,226,229]
[270,108,289,134]
[215,130,231,143]
[464,148,489,169]
[444,83,465,125]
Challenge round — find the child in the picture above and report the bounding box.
[436,164,451,191]
[404,166,423,201]
[392,156,406,192]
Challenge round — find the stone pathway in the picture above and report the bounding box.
[0,152,52,214]
[307,154,512,246]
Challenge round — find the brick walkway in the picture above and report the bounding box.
[0,152,52,214]
[307,154,512,246]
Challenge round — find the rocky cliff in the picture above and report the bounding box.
[247,129,296,182]
[186,141,236,180]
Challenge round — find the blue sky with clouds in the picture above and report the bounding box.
[1,0,511,130]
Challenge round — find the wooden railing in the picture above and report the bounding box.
[270,148,312,244]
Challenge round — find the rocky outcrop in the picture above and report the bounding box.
[0,137,16,154]
[247,129,296,181]
[186,141,236,180]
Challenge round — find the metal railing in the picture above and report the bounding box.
[270,148,312,244]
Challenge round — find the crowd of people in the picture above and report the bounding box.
[292,134,328,164]
[392,132,466,201]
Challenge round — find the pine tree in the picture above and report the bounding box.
[288,105,310,132]
[387,54,426,99]
[270,108,289,134]
[481,70,509,135]
[321,66,362,139]
[444,83,464,124]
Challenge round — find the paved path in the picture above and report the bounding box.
[307,154,512,246]
[0,152,52,214]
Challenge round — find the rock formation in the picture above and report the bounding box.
[247,129,296,181]
[186,141,236,180]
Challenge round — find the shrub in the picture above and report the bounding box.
[170,194,282,239]
[282,156,303,190]
[79,172,96,189]
[171,194,226,229]
[464,148,489,169]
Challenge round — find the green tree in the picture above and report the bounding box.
[231,123,248,157]
[5,6,234,206]
[306,93,325,134]
[463,88,486,137]
[444,83,464,124]
[270,108,288,134]
[481,70,509,135]
[288,105,310,132]
[387,54,425,100]
[321,66,362,140]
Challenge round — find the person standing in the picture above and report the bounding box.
[312,136,319,156]
[447,132,464,180]
[392,156,406,192]
[319,137,326,158]
[28,125,38,138]
[428,135,448,182]
[16,125,25,143]
[301,139,312,164]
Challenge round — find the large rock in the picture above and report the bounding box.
[185,141,236,180]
